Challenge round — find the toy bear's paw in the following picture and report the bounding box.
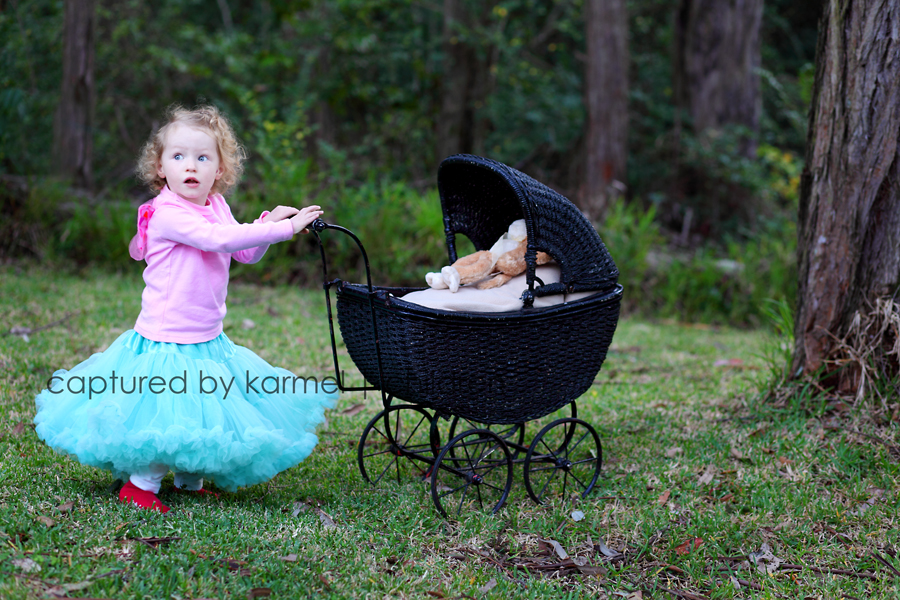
[441,266,461,292]
[426,272,449,289]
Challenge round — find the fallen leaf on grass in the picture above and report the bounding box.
[853,488,884,516]
[35,515,56,527]
[12,557,41,572]
[44,580,93,598]
[665,447,683,458]
[128,536,180,549]
[242,319,256,330]
[318,574,332,589]
[278,554,298,562]
[12,422,25,436]
[596,539,622,558]
[748,543,782,574]
[657,490,671,505]
[698,465,716,486]
[729,447,744,460]
[714,358,744,367]
[292,501,337,529]
[247,588,272,598]
[571,510,585,522]
[477,577,497,594]
[340,403,366,417]
[426,592,445,598]
[674,538,703,555]
[541,539,569,560]
[56,501,75,513]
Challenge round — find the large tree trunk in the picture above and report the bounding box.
[583,0,629,222]
[792,0,900,380]
[673,0,763,156]
[437,0,492,164]
[53,0,96,190]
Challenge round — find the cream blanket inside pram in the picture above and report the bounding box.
[399,265,596,312]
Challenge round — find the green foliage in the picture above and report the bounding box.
[0,0,61,175]
[600,200,797,325]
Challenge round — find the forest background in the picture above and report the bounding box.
[0,0,820,326]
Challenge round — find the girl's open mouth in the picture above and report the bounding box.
[184,178,199,185]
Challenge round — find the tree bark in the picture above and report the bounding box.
[53,0,96,190]
[437,0,492,164]
[792,0,900,378]
[673,0,763,156]
[583,0,629,222]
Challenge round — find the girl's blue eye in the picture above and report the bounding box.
[199,155,208,162]
[174,153,183,160]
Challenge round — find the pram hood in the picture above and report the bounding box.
[437,154,619,301]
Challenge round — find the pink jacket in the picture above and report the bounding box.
[130,186,294,343]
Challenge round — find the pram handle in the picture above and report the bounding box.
[311,219,387,400]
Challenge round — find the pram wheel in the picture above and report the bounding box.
[357,403,437,485]
[447,417,525,459]
[430,429,513,519]
[523,418,602,505]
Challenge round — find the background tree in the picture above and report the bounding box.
[673,0,764,156]
[792,0,900,386]
[583,0,628,222]
[53,0,96,189]
[437,0,495,164]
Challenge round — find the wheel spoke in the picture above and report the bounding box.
[478,481,507,493]
[528,463,561,473]
[455,482,472,517]
[539,434,562,458]
[537,465,561,500]
[566,430,590,458]
[568,470,591,492]
[375,456,399,485]
[402,415,428,447]
[438,481,470,499]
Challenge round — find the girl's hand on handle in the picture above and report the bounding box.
[261,206,300,223]
[290,205,324,234]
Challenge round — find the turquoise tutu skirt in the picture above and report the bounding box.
[34,330,338,491]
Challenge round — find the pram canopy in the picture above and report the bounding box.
[437,154,619,303]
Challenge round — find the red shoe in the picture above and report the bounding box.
[174,486,220,499]
[119,480,170,513]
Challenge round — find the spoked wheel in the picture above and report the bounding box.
[357,404,435,485]
[448,416,526,459]
[523,418,602,505]
[430,429,513,519]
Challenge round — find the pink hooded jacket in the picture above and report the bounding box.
[129,186,294,343]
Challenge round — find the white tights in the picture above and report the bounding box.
[129,464,203,493]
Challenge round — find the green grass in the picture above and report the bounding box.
[1,262,899,599]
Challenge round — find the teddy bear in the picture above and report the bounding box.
[425,219,552,292]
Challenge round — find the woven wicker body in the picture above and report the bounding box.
[332,155,623,425]
[336,283,622,424]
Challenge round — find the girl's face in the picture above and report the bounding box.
[157,123,222,205]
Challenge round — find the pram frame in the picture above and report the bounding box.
[312,155,622,518]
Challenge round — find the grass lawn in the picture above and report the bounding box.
[1,262,898,599]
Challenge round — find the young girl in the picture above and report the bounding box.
[34,105,337,513]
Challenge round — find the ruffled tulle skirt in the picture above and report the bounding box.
[34,330,338,491]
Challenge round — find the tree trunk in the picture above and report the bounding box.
[437,0,492,164]
[53,0,96,190]
[792,0,900,380]
[582,0,629,223]
[673,0,763,156]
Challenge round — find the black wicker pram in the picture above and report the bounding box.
[313,154,622,518]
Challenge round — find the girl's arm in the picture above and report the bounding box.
[152,204,294,259]
[230,205,322,264]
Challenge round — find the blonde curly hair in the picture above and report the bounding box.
[137,105,246,196]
